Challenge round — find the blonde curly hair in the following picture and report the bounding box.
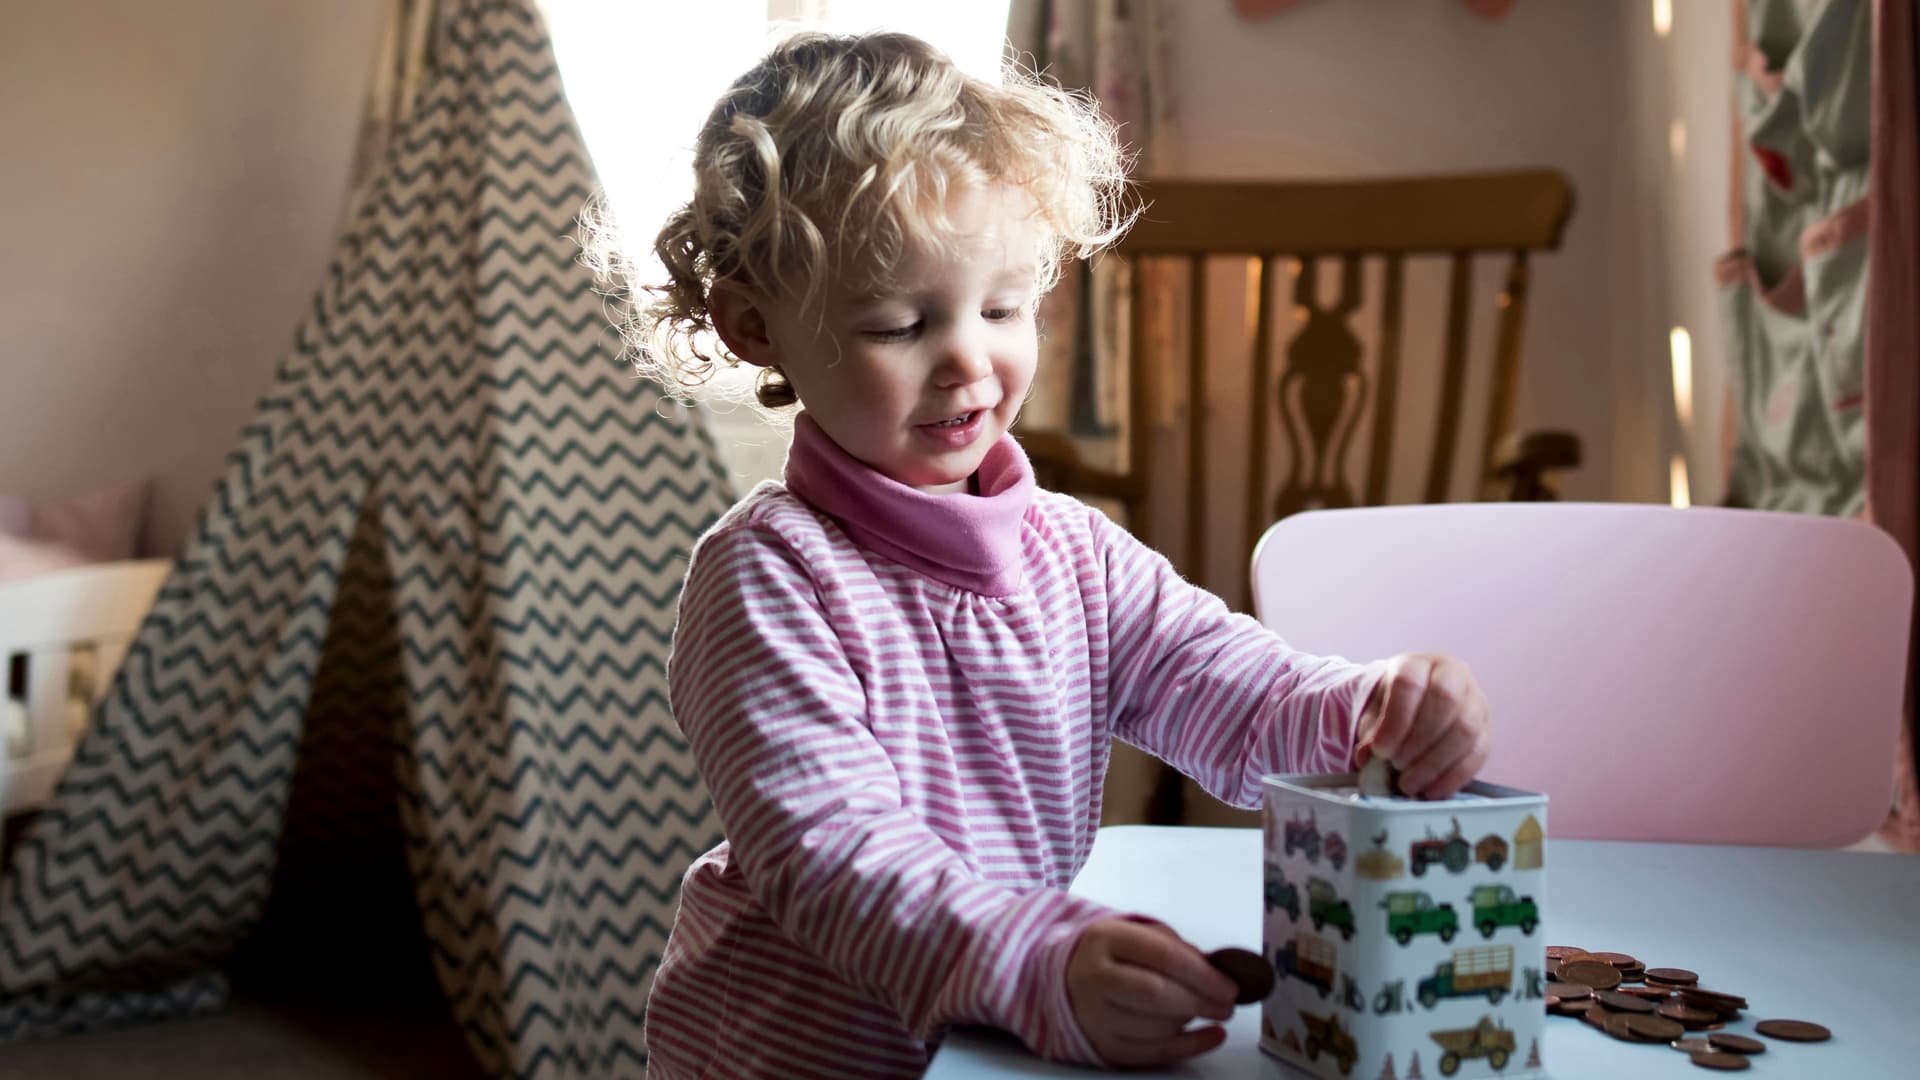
[585,30,1135,409]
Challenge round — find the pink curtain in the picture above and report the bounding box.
[1869,0,1920,851]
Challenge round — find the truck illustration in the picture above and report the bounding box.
[1428,1015,1516,1075]
[1324,830,1348,871]
[1475,832,1509,871]
[1468,883,1539,938]
[1382,890,1459,945]
[1301,1010,1359,1076]
[1265,864,1301,920]
[1410,817,1471,876]
[1417,945,1514,1008]
[1285,811,1322,862]
[1307,877,1356,940]
[1274,933,1337,996]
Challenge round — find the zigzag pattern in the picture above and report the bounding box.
[0,2,731,1075]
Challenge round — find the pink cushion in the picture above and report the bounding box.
[0,480,150,584]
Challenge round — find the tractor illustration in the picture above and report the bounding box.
[1324,830,1348,871]
[1274,933,1337,997]
[1417,945,1514,1008]
[1265,864,1302,920]
[1285,810,1322,862]
[1468,883,1539,938]
[1307,877,1356,940]
[1301,1010,1359,1076]
[1475,832,1509,871]
[1410,817,1471,876]
[1428,1015,1516,1075]
[1382,890,1458,945]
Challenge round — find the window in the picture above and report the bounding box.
[543,1,1013,485]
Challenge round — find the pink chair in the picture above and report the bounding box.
[1251,504,1913,846]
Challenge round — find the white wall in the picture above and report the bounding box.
[0,0,386,555]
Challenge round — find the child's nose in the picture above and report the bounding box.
[936,325,994,385]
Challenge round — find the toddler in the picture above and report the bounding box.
[621,31,1491,1078]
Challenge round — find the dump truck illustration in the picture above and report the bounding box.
[1301,1010,1359,1075]
[1410,817,1471,876]
[1265,864,1301,920]
[1286,810,1322,862]
[1382,890,1458,945]
[1417,945,1514,1008]
[1468,883,1538,938]
[1475,833,1509,870]
[1274,933,1337,996]
[1307,876,1356,940]
[1428,1015,1515,1075]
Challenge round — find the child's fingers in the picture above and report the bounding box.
[1098,962,1232,1023]
[1363,656,1435,761]
[1391,662,1476,771]
[1420,734,1491,799]
[1398,722,1484,798]
[1101,1022,1228,1067]
[1107,923,1238,1016]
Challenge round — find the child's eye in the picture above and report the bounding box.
[864,322,921,343]
[983,307,1021,322]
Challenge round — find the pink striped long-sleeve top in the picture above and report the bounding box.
[643,415,1381,1078]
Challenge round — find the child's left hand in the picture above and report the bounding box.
[1353,652,1490,800]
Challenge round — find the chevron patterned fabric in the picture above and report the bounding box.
[0,1,732,1075]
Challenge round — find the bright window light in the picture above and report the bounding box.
[1652,0,1673,37]
[1669,454,1690,508]
[1669,326,1693,429]
[1668,118,1687,166]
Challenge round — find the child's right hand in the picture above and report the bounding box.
[1064,916,1239,1067]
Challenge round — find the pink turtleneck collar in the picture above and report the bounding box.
[782,412,1035,597]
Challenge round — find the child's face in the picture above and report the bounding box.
[763,183,1042,494]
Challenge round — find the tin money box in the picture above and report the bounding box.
[1260,774,1548,1080]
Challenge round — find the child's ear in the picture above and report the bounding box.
[708,281,778,368]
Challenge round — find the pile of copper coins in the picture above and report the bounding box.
[1544,946,1832,1071]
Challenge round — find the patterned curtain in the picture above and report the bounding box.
[0,2,732,1075]
[1006,0,1174,448]
[1720,0,1871,517]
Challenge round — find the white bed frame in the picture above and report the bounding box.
[1,559,170,816]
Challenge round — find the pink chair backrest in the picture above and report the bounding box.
[1252,504,1913,846]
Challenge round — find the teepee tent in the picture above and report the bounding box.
[0,1,730,1074]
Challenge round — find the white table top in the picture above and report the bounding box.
[927,826,1920,1079]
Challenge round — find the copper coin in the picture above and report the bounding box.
[1680,988,1748,1014]
[1689,1052,1752,1071]
[1597,990,1658,1014]
[1707,1033,1766,1055]
[1754,1019,1831,1042]
[1670,1037,1717,1054]
[1544,994,1562,1010]
[1628,1015,1687,1042]
[1619,985,1673,1001]
[1604,1013,1639,1041]
[1582,1007,1611,1032]
[1561,960,1624,990]
[1546,945,1588,961]
[1557,949,1603,966]
[1547,981,1592,1001]
[1647,967,1700,986]
[1205,947,1275,1005]
[1660,1002,1718,1028]
[1591,951,1639,968]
